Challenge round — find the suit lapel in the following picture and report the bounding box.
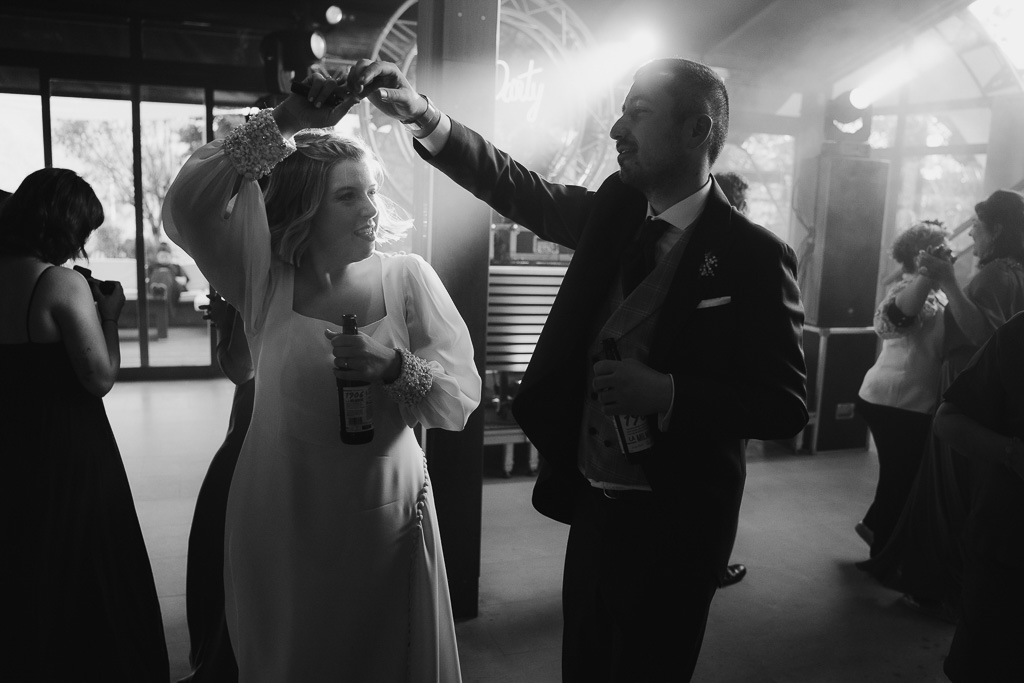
[650,185,735,363]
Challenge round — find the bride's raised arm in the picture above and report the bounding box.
[162,76,359,327]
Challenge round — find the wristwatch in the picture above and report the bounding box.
[402,95,441,138]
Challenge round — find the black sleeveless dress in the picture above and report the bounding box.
[1,270,169,681]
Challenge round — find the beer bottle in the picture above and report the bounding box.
[338,314,374,444]
[601,337,653,461]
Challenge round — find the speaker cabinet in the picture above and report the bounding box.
[798,153,889,328]
[801,326,878,453]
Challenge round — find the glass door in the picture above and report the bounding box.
[139,86,210,367]
[50,80,216,370]
[49,81,147,367]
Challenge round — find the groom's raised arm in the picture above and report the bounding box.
[348,59,595,251]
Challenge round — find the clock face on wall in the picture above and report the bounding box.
[358,0,615,209]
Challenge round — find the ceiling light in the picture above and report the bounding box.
[326,6,345,24]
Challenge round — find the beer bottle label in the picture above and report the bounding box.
[615,414,653,454]
[342,385,373,432]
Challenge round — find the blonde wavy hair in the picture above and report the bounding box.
[262,130,412,266]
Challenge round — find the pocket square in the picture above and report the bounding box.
[696,296,731,309]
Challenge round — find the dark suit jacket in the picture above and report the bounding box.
[419,120,808,577]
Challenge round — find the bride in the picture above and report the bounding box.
[163,74,480,682]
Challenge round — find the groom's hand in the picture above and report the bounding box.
[593,359,672,417]
[347,59,427,122]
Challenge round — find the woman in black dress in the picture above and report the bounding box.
[0,168,169,681]
[934,311,1024,680]
[179,292,252,683]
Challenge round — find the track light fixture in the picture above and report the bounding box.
[825,90,873,143]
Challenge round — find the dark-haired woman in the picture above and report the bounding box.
[861,190,1024,619]
[0,168,169,680]
[856,221,950,558]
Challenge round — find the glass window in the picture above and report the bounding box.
[48,86,142,367]
[969,0,1024,70]
[0,91,44,192]
[895,153,986,233]
[717,134,796,244]
[140,94,210,367]
[903,110,992,147]
[868,114,899,149]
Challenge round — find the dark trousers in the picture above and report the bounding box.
[562,486,718,682]
[855,398,933,556]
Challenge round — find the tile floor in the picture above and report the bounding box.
[107,378,955,682]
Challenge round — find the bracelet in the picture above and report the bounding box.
[382,348,434,407]
[222,108,296,181]
[402,95,442,138]
[883,299,917,328]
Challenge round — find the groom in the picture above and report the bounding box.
[346,56,807,681]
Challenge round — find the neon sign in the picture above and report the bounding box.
[495,59,545,123]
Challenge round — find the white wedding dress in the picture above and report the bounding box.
[163,138,480,682]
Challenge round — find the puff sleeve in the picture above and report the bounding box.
[387,254,481,431]
[162,112,293,334]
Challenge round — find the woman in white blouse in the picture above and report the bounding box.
[855,220,949,558]
[163,76,480,682]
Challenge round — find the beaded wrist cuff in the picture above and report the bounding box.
[222,108,296,181]
[382,348,434,407]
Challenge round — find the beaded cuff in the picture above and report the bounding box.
[222,108,296,181]
[382,348,434,407]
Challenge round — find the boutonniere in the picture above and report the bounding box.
[699,251,719,278]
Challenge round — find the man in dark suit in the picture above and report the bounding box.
[346,56,808,682]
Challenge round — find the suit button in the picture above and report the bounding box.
[603,440,614,448]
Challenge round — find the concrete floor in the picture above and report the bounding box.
[108,378,954,682]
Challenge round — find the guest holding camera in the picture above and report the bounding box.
[861,190,1024,619]
[855,221,949,557]
[0,168,169,680]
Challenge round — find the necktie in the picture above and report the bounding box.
[621,217,670,295]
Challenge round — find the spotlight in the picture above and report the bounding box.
[309,32,326,62]
[825,90,872,143]
[326,6,345,24]
[849,87,872,110]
